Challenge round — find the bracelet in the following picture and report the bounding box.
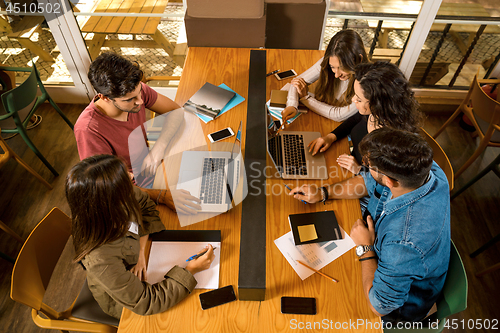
[359,256,378,262]
[320,186,328,205]
[156,190,163,205]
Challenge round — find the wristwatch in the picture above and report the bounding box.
[356,245,374,257]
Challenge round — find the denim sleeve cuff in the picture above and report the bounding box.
[368,287,392,316]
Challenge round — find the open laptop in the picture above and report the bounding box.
[176,122,243,213]
[266,105,328,179]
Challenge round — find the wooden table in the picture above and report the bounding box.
[360,0,500,53]
[81,0,177,63]
[117,47,382,333]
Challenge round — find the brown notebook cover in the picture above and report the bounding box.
[270,90,288,108]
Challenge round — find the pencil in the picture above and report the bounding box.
[297,260,338,283]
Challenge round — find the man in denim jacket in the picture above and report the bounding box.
[289,127,450,323]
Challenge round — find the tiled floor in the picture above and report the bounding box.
[1,2,499,87]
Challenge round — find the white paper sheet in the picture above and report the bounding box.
[146,241,221,289]
[274,227,355,280]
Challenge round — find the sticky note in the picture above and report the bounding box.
[297,224,318,243]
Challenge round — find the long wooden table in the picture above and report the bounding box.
[117,47,382,333]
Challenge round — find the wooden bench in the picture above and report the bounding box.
[360,0,500,55]
[7,16,55,62]
[409,62,450,86]
[367,48,450,86]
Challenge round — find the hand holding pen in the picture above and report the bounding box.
[185,244,215,275]
[186,245,217,261]
[284,183,308,205]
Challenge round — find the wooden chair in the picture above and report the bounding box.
[0,63,74,176]
[0,128,52,189]
[421,128,454,191]
[433,75,500,179]
[11,208,119,333]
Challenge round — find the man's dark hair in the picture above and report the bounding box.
[88,52,143,99]
[359,127,434,189]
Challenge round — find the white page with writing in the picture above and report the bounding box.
[274,227,355,280]
[146,241,220,289]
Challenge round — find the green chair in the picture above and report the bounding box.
[0,63,73,176]
[384,241,468,333]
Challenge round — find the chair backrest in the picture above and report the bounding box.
[383,240,467,333]
[469,75,500,126]
[435,240,468,320]
[0,65,38,129]
[421,128,454,191]
[11,208,71,312]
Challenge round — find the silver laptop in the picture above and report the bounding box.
[266,106,328,179]
[177,122,243,213]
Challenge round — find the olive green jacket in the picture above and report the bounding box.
[81,187,197,319]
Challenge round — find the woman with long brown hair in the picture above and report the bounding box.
[282,29,369,123]
[308,61,424,175]
[66,154,214,319]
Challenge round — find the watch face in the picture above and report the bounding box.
[356,245,363,257]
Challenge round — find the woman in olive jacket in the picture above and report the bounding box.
[66,154,214,319]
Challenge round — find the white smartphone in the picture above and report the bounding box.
[208,127,234,143]
[275,69,297,80]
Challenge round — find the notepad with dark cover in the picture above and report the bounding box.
[151,230,221,242]
[288,210,342,245]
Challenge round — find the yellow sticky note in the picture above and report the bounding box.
[297,224,318,243]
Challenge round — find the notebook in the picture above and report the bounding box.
[266,105,328,179]
[147,230,221,289]
[289,210,342,245]
[183,82,236,120]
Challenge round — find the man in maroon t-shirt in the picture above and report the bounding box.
[74,52,201,215]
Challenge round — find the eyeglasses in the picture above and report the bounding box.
[362,157,398,182]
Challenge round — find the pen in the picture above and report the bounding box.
[267,69,280,77]
[186,247,217,261]
[283,183,308,205]
[297,260,338,283]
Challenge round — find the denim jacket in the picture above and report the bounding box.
[361,162,451,322]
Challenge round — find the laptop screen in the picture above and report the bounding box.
[230,121,243,160]
[265,105,283,173]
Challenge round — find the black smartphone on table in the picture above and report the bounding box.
[199,285,237,310]
[281,296,317,315]
[275,69,297,80]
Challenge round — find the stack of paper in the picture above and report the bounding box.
[274,227,355,280]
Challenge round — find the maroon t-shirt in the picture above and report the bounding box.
[74,82,158,172]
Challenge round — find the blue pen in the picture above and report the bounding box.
[186,246,217,261]
[283,183,308,205]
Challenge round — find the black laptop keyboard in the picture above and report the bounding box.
[283,134,307,175]
[200,158,225,204]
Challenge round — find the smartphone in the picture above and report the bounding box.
[208,127,234,143]
[281,296,317,315]
[199,285,237,310]
[275,69,297,80]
